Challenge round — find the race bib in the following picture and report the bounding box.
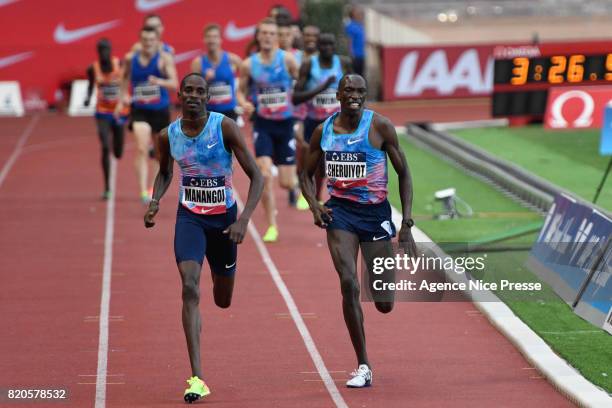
[208,82,233,105]
[325,151,367,189]
[312,88,340,112]
[257,87,289,112]
[133,82,161,104]
[181,176,227,214]
[99,84,120,102]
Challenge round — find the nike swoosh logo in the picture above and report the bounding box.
[372,235,387,241]
[225,262,236,269]
[347,138,362,145]
[200,207,214,214]
[224,21,256,41]
[135,0,182,12]
[174,49,201,64]
[0,51,34,69]
[207,142,218,149]
[0,0,20,8]
[54,20,120,44]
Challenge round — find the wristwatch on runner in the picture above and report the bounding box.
[401,218,415,228]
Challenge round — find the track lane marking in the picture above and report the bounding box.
[0,114,40,189]
[94,157,117,408]
[235,194,349,408]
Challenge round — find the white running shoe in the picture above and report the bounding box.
[346,364,372,388]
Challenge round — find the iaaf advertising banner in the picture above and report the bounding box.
[544,85,612,129]
[381,44,494,101]
[0,0,297,105]
[527,194,612,333]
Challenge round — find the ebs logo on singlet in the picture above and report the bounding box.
[182,176,226,214]
[325,151,367,189]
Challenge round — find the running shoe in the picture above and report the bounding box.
[346,364,372,388]
[183,376,210,403]
[263,225,279,243]
[102,191,112,201]
[140,190,151,205]
[296,193,310,211]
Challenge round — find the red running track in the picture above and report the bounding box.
[0,111,573,407]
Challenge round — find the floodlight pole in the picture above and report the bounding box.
[593,156,612,205]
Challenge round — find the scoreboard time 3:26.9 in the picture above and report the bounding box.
[492,41,612,117]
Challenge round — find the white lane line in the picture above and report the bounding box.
[235,194,348,408]
[95,157,117,408]
[0,114,40,189]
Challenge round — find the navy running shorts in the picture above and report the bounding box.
[174,203,238,276]
[253,115,295,165]
[325,196,396,242]
[129,106,171,134]
[304,117,324,144]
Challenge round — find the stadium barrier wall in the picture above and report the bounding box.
[527,193,612,334]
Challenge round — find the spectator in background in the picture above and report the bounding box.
[345,5,365,76]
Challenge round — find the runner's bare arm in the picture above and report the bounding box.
[228,52,243,73]
[114,55,132,116]
[376,114,417,252]
[85,65,94,106]
[285,51,300,79]
[221,117,264,243]
[150,52,178,91]
[299,124,333,227]
[236,58,254,115]
[292,58,336,105]
[144,127,174,228]
[190,56,201,74]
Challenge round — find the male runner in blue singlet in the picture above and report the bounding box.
[237,18,300,242]
[131,14,175,55]
[144,73,263,403]
[191,24,242,120]
[293,33,352,201]
[300,74,418,388]
[117,25,178,203]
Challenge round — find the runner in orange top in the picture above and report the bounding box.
[85,38,129,200]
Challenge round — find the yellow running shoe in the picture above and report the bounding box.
[262,225,279,243]
[296,193,310,211]
[184,376,210,403]
[140,190,151,205]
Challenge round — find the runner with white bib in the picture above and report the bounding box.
[117,25,177,204]
[237,18,300,243]
[299,74,418,389]
[143,73,263,403]
[293,33,352,201]
[85,38,129,200]
[191,23,242,120]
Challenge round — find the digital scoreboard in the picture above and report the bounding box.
[492,41,612,117]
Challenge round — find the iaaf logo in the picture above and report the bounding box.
[393,49,493,97]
